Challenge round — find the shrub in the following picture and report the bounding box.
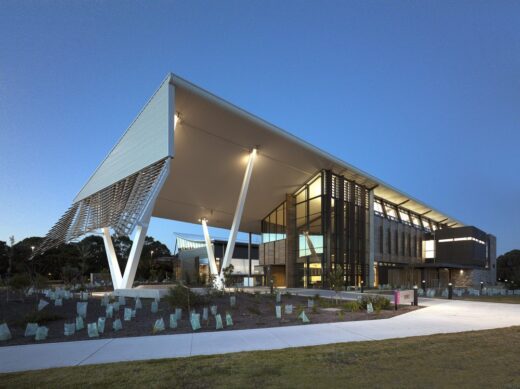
[342,301,361,312]
[9,273,31,294]
[359,295,391,311]
[32,274,49,291]
[247,306,261,316]
[19,311,64,326]
[164,285,203,311]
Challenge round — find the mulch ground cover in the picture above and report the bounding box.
[0,289,419,346]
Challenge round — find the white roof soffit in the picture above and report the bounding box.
[151,73,464,233]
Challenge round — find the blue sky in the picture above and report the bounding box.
[1,1,519,255]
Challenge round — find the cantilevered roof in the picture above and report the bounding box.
[151,74,464,233]
[41,71,463,253]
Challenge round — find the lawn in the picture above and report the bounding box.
[2,326,520,388]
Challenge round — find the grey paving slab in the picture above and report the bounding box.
[0,338,112,373]
[79,333,193,365]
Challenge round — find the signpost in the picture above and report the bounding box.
[394,289,414,310]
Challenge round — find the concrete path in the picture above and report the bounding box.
[1,298,519,374]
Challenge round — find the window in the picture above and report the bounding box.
[421,218,431,231]
[385,203,398,219]
[374,200,384,215]
[399,209,410,224]
[308,175,322,198]
[411,214,421,228]
[422,240,435,259]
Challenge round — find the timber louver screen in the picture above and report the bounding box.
[32,158,168,258]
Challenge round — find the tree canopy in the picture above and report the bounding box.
[497,249,520,289]
[0,234,172,285]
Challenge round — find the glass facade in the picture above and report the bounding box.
[261,170,370,288]
[261,202,286,243]
[260,171,450,289]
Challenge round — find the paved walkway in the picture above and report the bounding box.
[1,298,519,374]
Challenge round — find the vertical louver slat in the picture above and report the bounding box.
[31,158,168,259]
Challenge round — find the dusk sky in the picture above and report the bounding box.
[1,1,519,255]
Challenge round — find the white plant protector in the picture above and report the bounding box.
[225,312,233,326]
[215,314,223,330]
[113,319,123,331]
[25,323,39,337]
[0,323,12,341]
[169,314,178,329]
[151,301,158,313]
[153,318,165,333]
[87,323,99,338]
[64,323,76,336]
[76,302,88,318]
[76,316,85,330]
[124,308,132,321]
[38,299,49,311]
[35,326,48,341]
[97,317,106,334]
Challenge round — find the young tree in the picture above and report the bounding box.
[329,265,344,305]
[222,264,235,291]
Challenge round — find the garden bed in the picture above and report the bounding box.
[0,289,419,346]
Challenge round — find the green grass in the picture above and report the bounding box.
[456,295,520,304]
[2,326,520,388]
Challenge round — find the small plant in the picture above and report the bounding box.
[222,264,235,291]
[359,295,391,311]
[342,301,361,312]
[18,311,64,326]
[32,274,49,292]
[337,310,345,320]
[312,305,318,314]
[247,306,261,316]
[9,273,32,300]
[164,284,202,311]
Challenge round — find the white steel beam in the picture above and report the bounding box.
[102,227,123,289]
[201,218,222,289]
[219,148,257,280]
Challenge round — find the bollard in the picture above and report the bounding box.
[422,280,426,293]
[480,281,484,295]
[413,285,418,306]
[361,280,364,294]
[269,278,274,295]
[448,283,453,300]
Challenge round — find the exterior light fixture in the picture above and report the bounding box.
[174,112,181,127]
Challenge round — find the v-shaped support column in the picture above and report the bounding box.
[102,227,123,289]
[102,159,170,290]
[201,218,223,289]
[219,148,257,281]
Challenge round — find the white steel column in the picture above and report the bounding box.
[120,161,170,289]
[120,224,149,289]
[368,189,375,287]
[219,148,257,279]
[102,227,123,289]
[201,218,222,289]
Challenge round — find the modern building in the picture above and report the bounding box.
[174,233,262,286]
[33,73,496,292]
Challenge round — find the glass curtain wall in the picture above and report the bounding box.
[261,170,371,289]
[261,202,286,243]
[295,173,324,288]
